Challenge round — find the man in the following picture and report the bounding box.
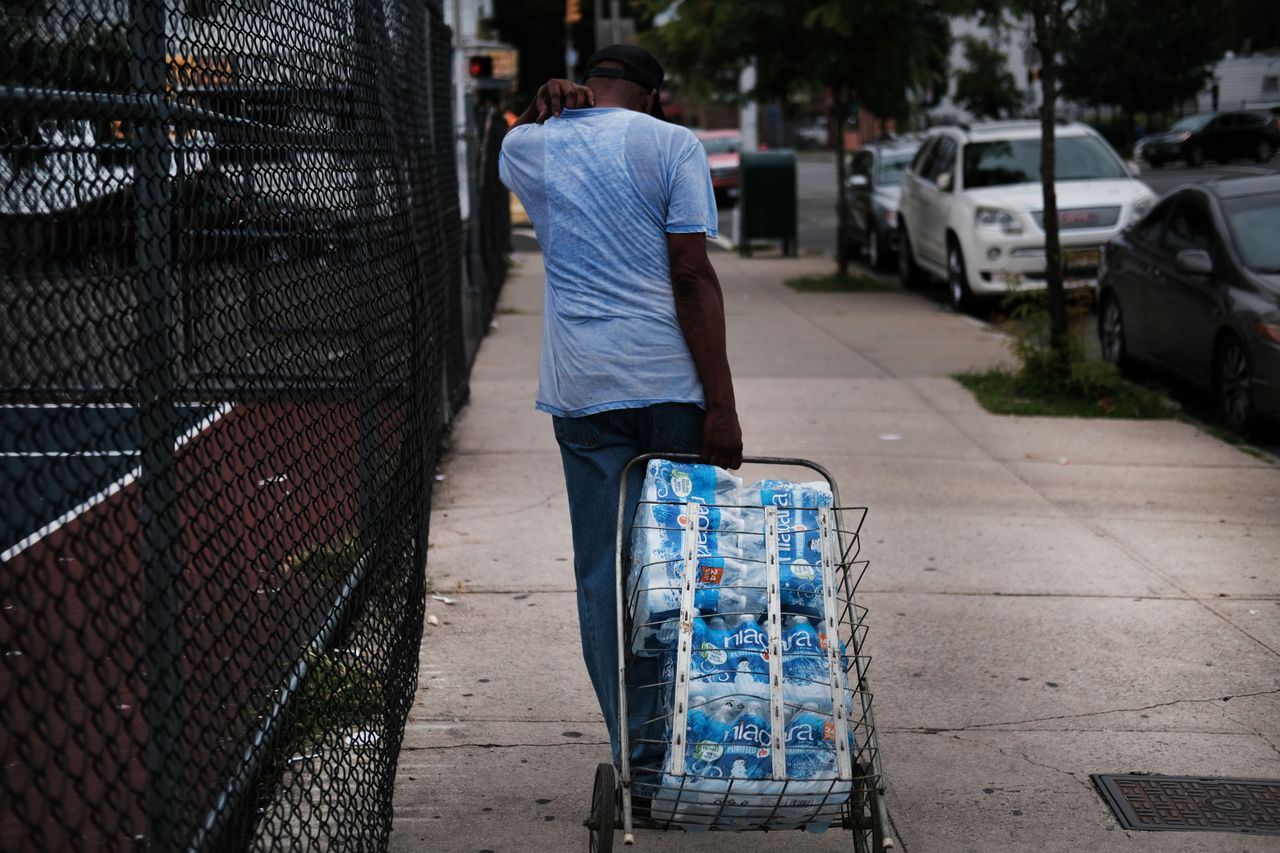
[498,44,743,765]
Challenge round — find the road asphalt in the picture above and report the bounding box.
[390,244,1280,852]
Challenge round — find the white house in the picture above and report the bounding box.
[1198,52,1280,113]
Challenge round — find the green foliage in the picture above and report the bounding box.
[1059,0,1229,116]
[957,293,1170,419]
[785,272,895,292]
[953,34,1024,119]
[3,19,131,92]
[635,0,951,121]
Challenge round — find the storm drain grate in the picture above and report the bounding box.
[1092,774,1280,836]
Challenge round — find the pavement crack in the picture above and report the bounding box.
[948,685,1280,731]
[1221,709,1280,762]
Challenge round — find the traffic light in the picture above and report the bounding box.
[566,0,582,23]
[468,55,493,78]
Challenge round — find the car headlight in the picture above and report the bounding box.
[975,206,1023,236]
[1131,195,1156,220]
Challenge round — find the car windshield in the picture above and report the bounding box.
[1224,194,1280,273]
[1169,115,1212,132]
[963,136,1128,188]
[876,153,915,187]
[700,136,742,155]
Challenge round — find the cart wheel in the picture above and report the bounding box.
[850,765,890,852]
[587,762,617,853]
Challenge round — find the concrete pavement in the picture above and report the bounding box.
[390,247,1280,853]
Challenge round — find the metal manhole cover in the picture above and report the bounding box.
[1092,774,1280,835]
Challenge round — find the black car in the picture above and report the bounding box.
[1137,111,1280,168]
[843,140,920,270]
[1097,175,1280,434]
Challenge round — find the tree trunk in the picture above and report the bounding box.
[833,98,850,276]
[1032,0,1069,364]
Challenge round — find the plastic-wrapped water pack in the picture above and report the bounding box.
[647,614,857,832]
[627,461,835,654]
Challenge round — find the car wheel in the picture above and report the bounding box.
[947,240,973,312]
[898,227,926,289]
[1098,293,1129,372]
[1215,335,1255,437]
[1256,141,1274,163]
[1187,145,1203,167]
[867,228,883,270]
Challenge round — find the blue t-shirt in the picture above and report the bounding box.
[499,108,719,418]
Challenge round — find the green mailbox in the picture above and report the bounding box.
[738,150,797,257]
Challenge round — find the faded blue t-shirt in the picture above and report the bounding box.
[499,107,718,418]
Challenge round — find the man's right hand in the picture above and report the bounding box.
[515,79,595,125]
[701,403,743,470]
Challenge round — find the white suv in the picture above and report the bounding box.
[897,121,1156,310]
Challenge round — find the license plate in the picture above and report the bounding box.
[1064,248,1100,271]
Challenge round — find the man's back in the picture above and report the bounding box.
[500,108,718,417]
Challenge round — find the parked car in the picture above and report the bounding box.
[694,129,742,206]
[843,139,921,270]
[1097,175,1280,434]
[1136,111,1280,168]
[897,120,1156,311]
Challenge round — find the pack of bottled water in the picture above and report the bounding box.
[628,461,834,654]
[646,615,857,831]
[628,460,859,831]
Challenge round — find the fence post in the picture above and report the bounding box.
[128,0,185,847]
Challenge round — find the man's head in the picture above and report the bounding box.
[583,44,665,119]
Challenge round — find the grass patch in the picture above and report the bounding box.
[956,290,1174,419]
[956,368,1171,418]
[784,272,895,293]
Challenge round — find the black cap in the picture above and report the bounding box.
[584,43,666,120]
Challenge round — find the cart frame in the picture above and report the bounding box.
[604,453,892,849]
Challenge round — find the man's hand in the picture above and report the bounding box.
[701,403,743,470]
[515,79,595,126]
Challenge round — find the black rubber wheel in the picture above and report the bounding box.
[850,764,888,853]
[1216,335,1255,437]
[946,239,973,313]
[1257,141,1275,163]
[898,227,927,289]
[587,763,616,853]
[1187,145,1203,167]
[1098,292,1129,372]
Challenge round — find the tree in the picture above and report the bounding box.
[1060,0,1228,151]
[953,34,1024,119]
[637,0,951,275]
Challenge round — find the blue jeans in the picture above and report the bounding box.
[552,403,704,766]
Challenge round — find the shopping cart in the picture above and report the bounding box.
[586,454,891,851]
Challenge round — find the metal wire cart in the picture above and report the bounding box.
[589,454,892,851]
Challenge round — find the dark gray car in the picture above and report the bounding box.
[1097,174,1280,434]
[844,141,920,270]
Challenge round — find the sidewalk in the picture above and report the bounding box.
[390,247,1280,853]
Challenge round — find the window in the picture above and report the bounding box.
[921,137,956,186]
[910,137,937,174]
[1263,75,1279,95]
[1162,194,1217,261]
[1129,198,1172,248]
[962,135,1127,188]
[1223,194,1280,273]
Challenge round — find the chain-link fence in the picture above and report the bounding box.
[1,0,502,847]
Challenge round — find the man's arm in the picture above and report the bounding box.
[513,79,595,126]
[667,232,743,470]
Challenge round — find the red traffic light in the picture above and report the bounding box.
[468,55,493,78]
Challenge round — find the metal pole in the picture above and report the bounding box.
[129,0,184,846]
[610,0,621,43]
